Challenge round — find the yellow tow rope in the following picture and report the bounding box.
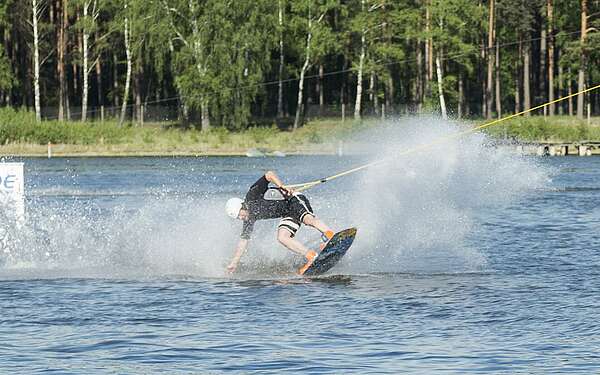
[288,83,600,192]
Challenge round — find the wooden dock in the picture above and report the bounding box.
[511,141,600,156]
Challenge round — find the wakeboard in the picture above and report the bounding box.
[300,227,357,276]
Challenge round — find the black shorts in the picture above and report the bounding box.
[277,194,314,237]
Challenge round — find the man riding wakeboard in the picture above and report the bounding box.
[225,171,334,274]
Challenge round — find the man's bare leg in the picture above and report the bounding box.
[277,228,312,257]
[302,214,333,238]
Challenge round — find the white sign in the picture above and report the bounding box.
[0,162,25,221]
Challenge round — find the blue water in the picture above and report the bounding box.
[1,154,599,373]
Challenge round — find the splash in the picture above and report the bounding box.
[1,192,238,279]
[333,116,548,273]
[0,117,548,278]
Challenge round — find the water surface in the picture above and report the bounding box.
[1,155,599,373]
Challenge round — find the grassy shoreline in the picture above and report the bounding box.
[1,108,599,157]
[0,143,339,158]
[481,116,600,142]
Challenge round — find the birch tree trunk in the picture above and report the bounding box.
[135,55,142,125]
[119,4,132,126]
[384,6,393,113]
[577,0,587,119]
[58,0,67,121]
[495,37,501,118]
[340,56,347,122]
[423,3,432,108]
[293,10,314,131]
[96,54,103,122]
[81,0,89,122]
[74,11,81,97]
[481,39,486,116]
[458,72,464,119]
[523,36,531,116]
[319,64,324,116]
[386,76,393,114]
[540,25,547,103]
[515,74,520,114]
[371,72,379,116]
[354,2,366,121]
[426,5,432,82]
[515,36,522,114]
[435,53,447,120]
[294,43,310,130]
[113,51,119,108]
[558,50,564,115]
[188,0,210,131]
[416,39,423,111]
[277,0,284,118]
[486,0,494,119]
[369,74,375,105]
[201,99,210,130]
[547,0,554,116]
[32,0,42,122]
[3,30,11,105]
[197,91,208,134]
[82,0,99,122]
[568,67,573,116]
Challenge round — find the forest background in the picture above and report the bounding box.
[0,0,599,154]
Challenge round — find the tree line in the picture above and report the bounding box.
[0,0,598,130]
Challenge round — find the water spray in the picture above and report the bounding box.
[289,83,600,192]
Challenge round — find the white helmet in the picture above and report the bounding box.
[225,198,244,219]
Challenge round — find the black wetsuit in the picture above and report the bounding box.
[240,175,313,239]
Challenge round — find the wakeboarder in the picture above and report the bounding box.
[225,171,334,274]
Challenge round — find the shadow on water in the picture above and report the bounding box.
[228,274,355,287]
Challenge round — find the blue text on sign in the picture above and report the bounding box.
[0,174,18,190]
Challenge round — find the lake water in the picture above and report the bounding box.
[1,135,600,373]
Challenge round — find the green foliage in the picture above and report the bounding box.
[141,130,154,144]
[1,0,599,132]
[166,0,277,130]
[349,0,412,82]
[209,127,230,145]
[0,108,131,145]
[286,0,339,111]
[483,116,600,142]
[305,126,323,143]
[427,0,482,65]
[246,126,278,143]
[3,107,600,155]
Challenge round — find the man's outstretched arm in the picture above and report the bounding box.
[227,239,249,274]
[265,171,294,196]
